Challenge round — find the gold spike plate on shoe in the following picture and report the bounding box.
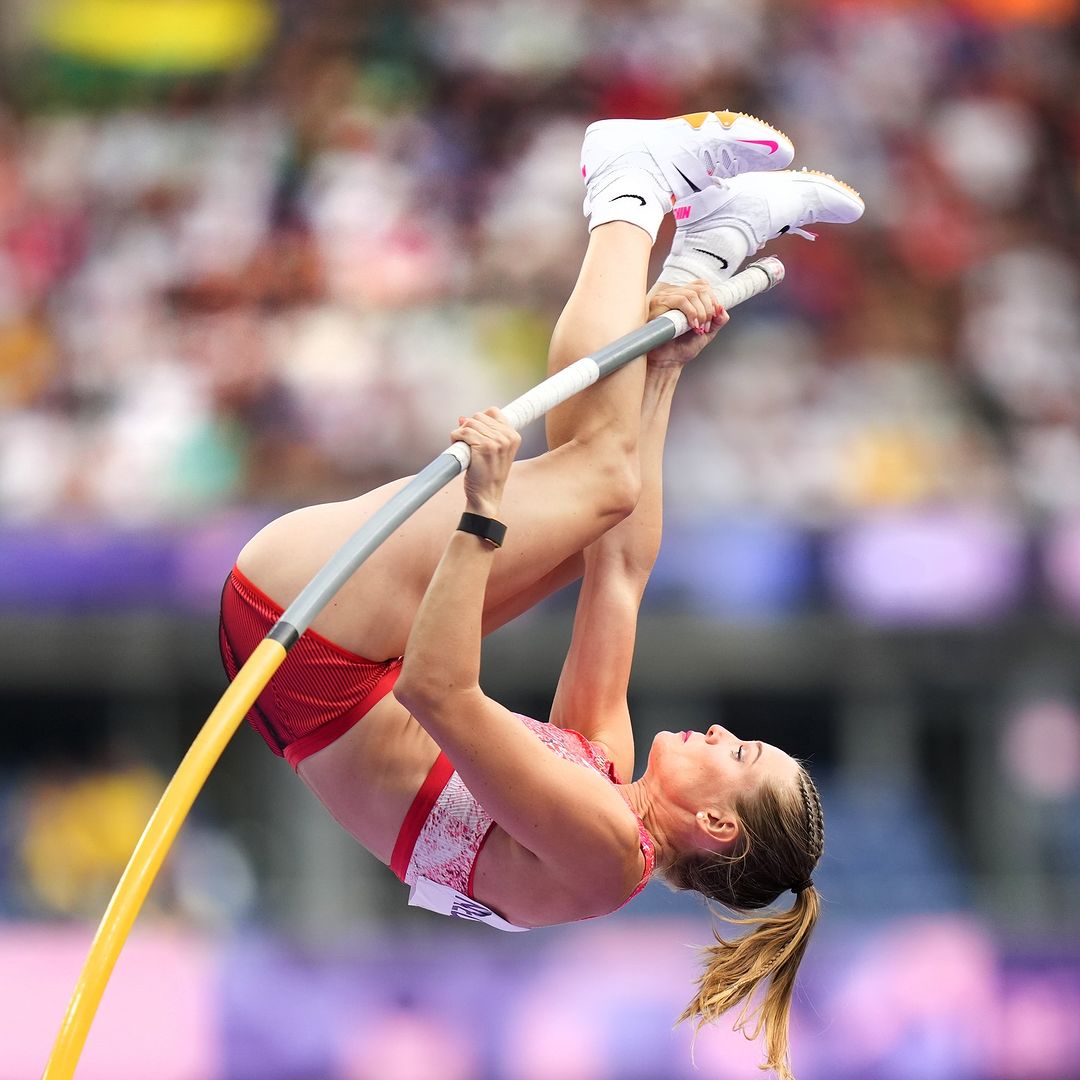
[671,109,793,149]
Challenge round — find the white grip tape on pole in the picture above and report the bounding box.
[720,256,785,307]
[439,258,783,472]
[444,439,472,470]
[441,356,601,470]
[501,356,602,430]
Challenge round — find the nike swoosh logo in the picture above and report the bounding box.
[673,165,701,193]
[692,249,729,268]
[737,139,780,154]
[610,193,646,206]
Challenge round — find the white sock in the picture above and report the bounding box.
[658,225,755,287]
[585,167,671,242]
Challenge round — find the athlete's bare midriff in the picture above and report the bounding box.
[296,692,439,863]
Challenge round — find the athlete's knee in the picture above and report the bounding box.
[553,432,640,521]
[596,454,641,521]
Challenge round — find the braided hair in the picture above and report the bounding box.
[663,766,825,1080]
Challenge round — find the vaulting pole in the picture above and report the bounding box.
[42,257,784,1078]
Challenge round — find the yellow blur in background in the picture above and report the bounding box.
[34,0,275,70]
[20,765,165,916]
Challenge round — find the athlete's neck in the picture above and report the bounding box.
[619,777,678,870]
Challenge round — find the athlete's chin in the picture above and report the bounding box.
[648,729,679,759]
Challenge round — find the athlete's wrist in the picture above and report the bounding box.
[643,359,683,386]
[464,497,501,519]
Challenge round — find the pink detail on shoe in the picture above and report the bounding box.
[582,165,587,178]
[673,206,692,221]
[737,139,780,154]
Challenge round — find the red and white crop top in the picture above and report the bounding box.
[389,715,655,932]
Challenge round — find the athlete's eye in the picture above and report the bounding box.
[734,745,745,762]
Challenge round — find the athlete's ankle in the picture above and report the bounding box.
[585,167,671,241]
[659,225,752,287]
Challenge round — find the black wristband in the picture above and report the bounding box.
[457,512,507,549]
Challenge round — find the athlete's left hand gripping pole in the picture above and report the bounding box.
[41,257,783,1079]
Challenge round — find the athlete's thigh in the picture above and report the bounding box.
[238,443,622,658]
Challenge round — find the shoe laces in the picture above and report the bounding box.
[777,224,818,241]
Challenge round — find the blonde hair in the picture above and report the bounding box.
[663,769,824,1080]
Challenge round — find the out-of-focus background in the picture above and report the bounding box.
[1,1,1079,1077]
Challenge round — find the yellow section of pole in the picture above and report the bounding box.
[42,636,288,1080]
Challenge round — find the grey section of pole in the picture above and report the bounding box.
[274,256,784,639]
[276,453,463,638]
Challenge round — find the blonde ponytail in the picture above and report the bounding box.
[680,886,820,1080]
[663,769,825,1080]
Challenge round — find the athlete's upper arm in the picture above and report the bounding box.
[401,685,638,890]
[548,560,644,781]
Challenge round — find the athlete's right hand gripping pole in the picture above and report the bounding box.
[41,255,783,1080]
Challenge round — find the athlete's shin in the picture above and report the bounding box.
[544,222,652,458]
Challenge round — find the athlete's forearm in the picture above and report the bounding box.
[397,529,496,709]
[399,408,518,710]
[585,363,679,580]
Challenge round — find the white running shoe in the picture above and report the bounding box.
[581,111,795,241]
[583,110,794,197]
[660,168,865,287]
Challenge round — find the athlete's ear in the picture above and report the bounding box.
[695,808,739,850]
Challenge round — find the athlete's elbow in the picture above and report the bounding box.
[395,666,470,718]
[393,669,439,716]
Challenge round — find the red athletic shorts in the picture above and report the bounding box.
[218,566,403,769]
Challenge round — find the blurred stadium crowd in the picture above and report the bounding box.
[1,0,1078,528]
[2,4,1080,1077]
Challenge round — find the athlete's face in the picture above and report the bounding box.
[647,725,799,834]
